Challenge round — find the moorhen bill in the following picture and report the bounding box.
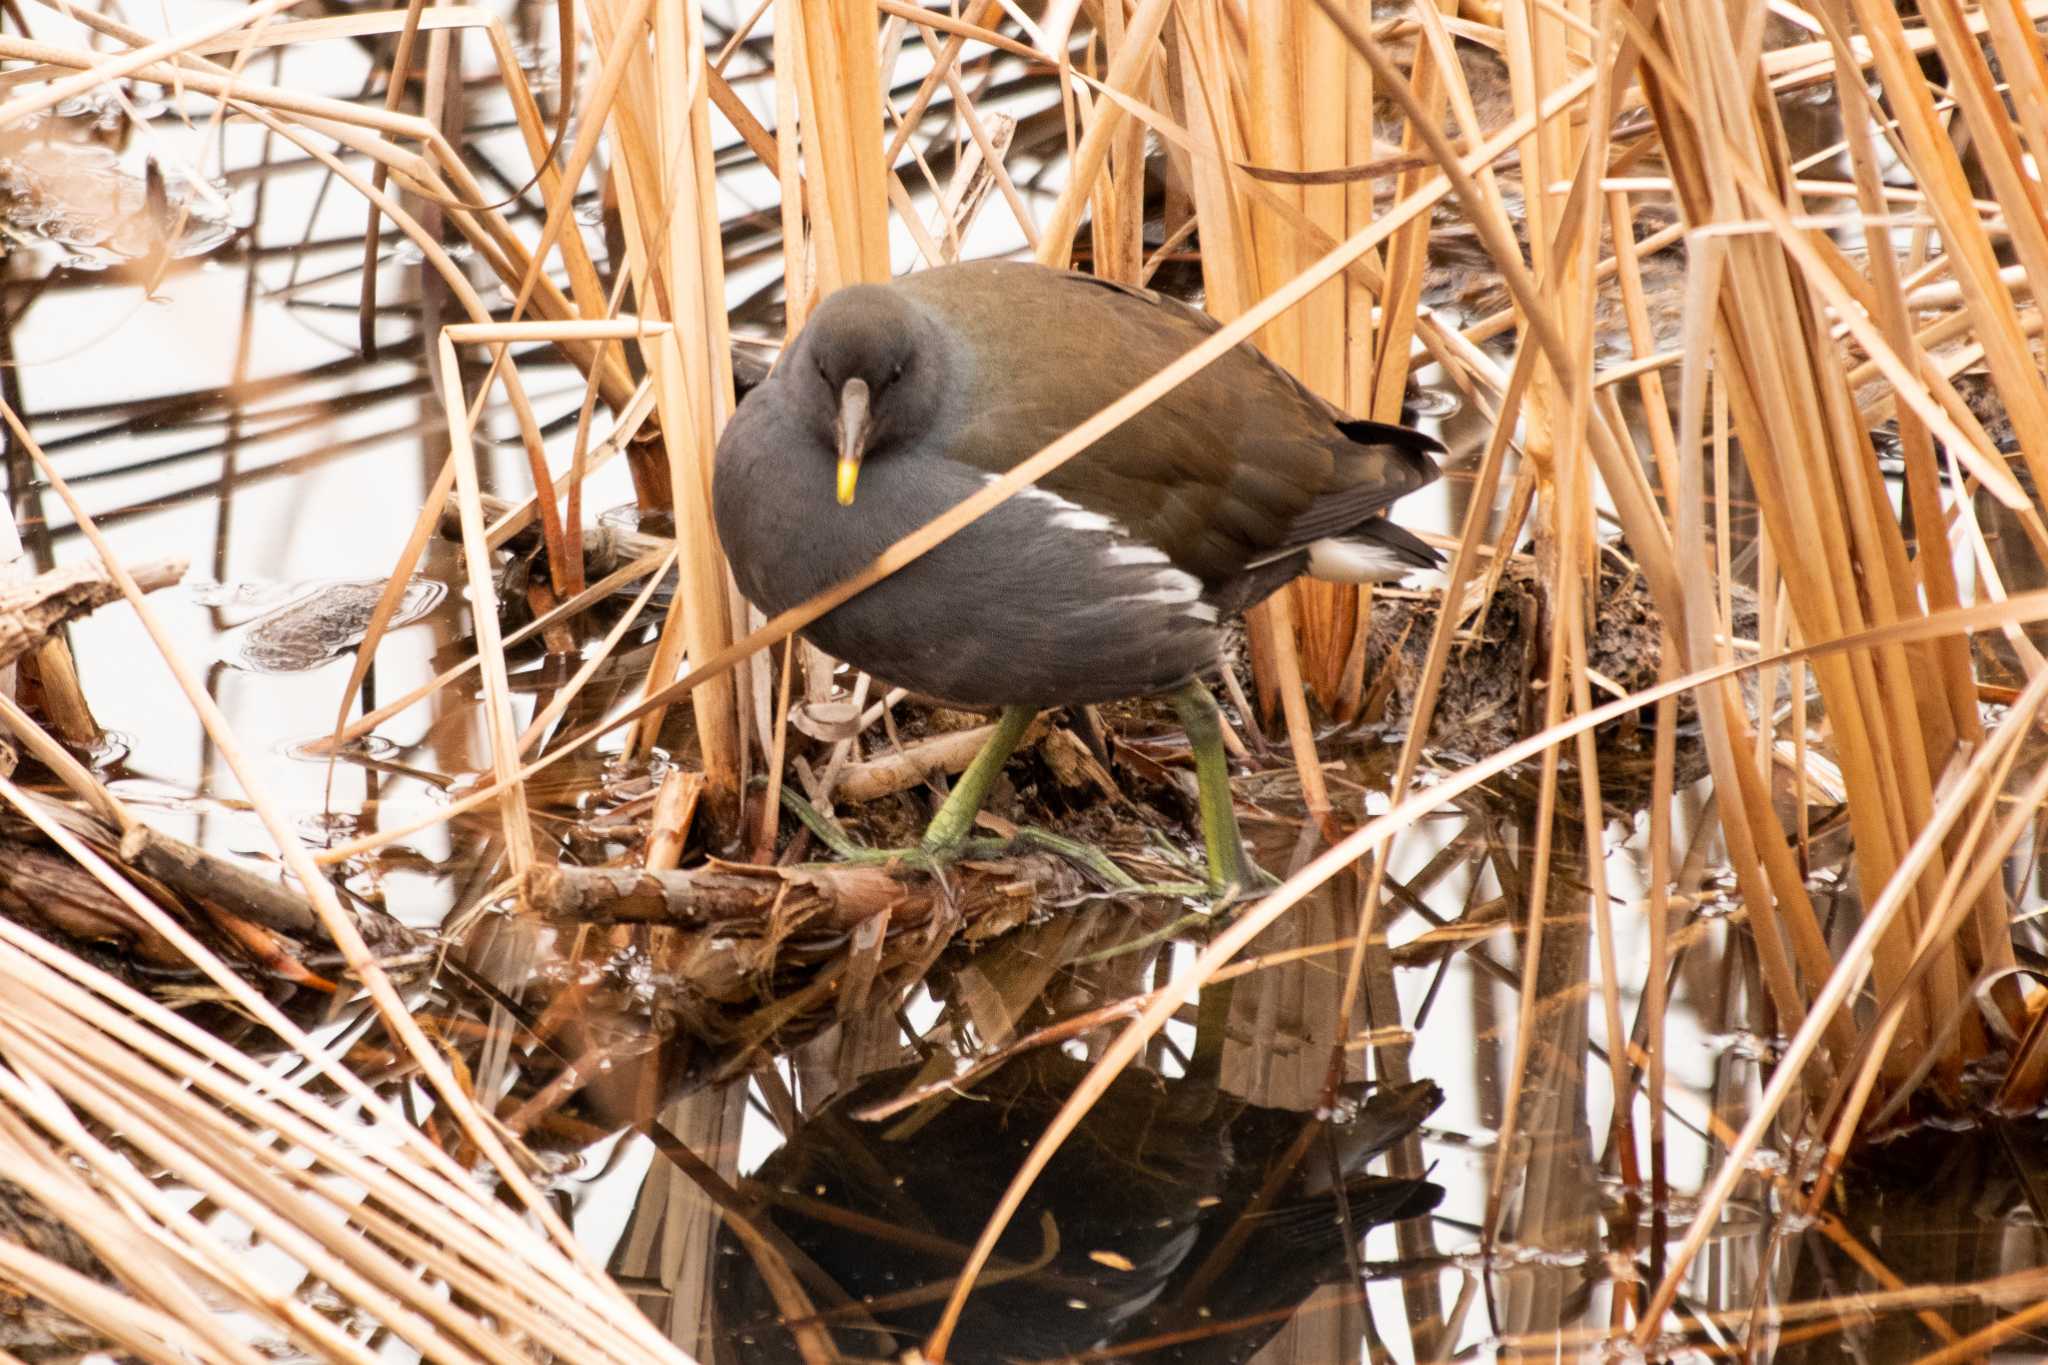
[713,260,1443,895]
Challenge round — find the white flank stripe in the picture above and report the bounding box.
[1123,567,1204,605]
[1306,536,1421,583]
[1000,475,1218,620]
[1013,485,1122,536]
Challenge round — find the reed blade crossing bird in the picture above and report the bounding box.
[714,260,1442,895]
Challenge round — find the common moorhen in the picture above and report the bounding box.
[713,260,1442,893]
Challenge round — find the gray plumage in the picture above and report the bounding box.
[714,260,1442,708]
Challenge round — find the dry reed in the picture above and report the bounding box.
[4,0,2048,1360]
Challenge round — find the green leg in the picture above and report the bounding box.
[919,703,1037,856]
[779,704,1192,894]
[1170,680,1252,898]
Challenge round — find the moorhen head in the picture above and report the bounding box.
[713,261,1443,892]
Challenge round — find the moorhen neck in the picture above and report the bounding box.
[713,260,1443,894]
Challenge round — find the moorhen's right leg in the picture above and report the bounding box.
[1168,679,1259,900]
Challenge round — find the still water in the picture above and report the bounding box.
[1,3,2045,1362]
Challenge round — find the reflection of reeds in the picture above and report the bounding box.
[7,0,2048,1359]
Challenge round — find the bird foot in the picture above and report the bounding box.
[1196,856,1280,911]
[774,787,981,875]
[778,788,1145,890]
[1140,828,1278,907]
[1004,826,1142,890]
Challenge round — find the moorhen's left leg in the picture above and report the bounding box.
[918,704,1037,856]
[775,708,1044,872]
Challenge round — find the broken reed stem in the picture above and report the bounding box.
[437,333,540,875]
[789,0,893,293]
[587,0,746,828]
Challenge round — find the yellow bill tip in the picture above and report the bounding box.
[836,457,860,506]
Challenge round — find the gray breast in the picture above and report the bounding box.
[716,400,1223,707]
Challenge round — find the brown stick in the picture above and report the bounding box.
[835,716,1050,804]
[520,857,1074,933]
[0,557,186,671]
[0,840,187,966]
[118,824,322,939]
[0,792,420,979]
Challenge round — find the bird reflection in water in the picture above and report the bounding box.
[710,1052,1442,1363]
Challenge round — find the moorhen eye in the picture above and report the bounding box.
[713,259,1442,900]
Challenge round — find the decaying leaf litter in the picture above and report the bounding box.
[1,1,2048,1361]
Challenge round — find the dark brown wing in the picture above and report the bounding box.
[1278,419,1444,544]
[901,262,1441,585]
